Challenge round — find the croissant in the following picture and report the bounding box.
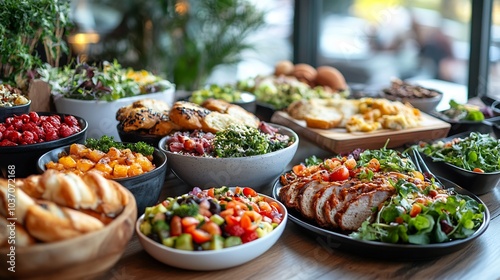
[0,179,36,224]
[24,200,104,242]
[19,169,129,217]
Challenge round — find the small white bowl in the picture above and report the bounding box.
[158,123,299,189]
[136,193,288,271]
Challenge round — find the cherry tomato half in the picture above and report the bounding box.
[329,165,349,181]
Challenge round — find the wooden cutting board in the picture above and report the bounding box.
[271,111,451,153]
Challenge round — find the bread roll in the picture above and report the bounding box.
[274,60,295,76]
[315,66,347,91]
[293,63,317,86]
[0,216,36,247]
[201,112,241,133]
[24,200,104,242]
[169,101,211,130]
[0,179,36,224]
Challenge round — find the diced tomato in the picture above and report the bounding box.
[170,216,182,236]
[292,164,306,175]
[329,165,349,181]
[409,204,422,217]
[367,158,380,172]
[241,230,258,243]
[473,168,485,173]
[344,158,357,170]
[191,229,212,244]
[181,216,200,233]
[225,224,245,237]
[200,221,221,236]
[240,211,262,232]
[243,187,258,197]
[207,188,215,198]
[224,214,240,227]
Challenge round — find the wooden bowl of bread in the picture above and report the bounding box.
[0,170,137,279]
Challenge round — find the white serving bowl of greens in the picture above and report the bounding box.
[158,123,298,189]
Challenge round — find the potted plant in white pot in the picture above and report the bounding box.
[38,60,175,138]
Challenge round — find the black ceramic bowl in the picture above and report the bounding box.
[0,99,31,122]
[116,124,164,147]
[430,110,495,136]
[37,145,168,215]
[419,132,500,195]
[0,112,87,178]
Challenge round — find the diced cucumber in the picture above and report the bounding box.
[162,236,176,247]
[224,236,242,248]
[153,220,169,233]
[139,221,152,236]
[175,233,194,251]
[210,235,224,250]
[210,214,225,225]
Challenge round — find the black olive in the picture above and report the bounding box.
[209,199,221,214]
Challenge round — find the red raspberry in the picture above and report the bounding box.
[45,130,59,141]
[63,115,79,127]
[0,139,17,146]
[58,123,73,138]
[29,112,40,123]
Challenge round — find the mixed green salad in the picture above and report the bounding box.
[85,135,154,156]
[418,132,500,173]
[440,99,488,121]
[237,75,348,109]
[38,60,174,101]
[189,84,243,104]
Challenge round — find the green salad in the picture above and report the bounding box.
[189,84,242,104]
[213,124,293,157]
[418,132,500,173]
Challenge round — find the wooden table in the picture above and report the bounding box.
[100,138,500,280]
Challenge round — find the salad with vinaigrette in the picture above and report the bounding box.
[140,187,284,251]
[287,146,486,245]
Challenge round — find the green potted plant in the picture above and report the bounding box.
[92,0,266,91]
[0,0,72,91]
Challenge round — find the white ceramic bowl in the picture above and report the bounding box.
[158,124,299,189]
[136,193,287,271]
[53,88,175,139]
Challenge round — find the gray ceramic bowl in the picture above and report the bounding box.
[37,145,168,214]
[419,132,500,195]
[158,124,299,189]
[0,99,31,122]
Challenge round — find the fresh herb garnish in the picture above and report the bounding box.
[85,135,154,156]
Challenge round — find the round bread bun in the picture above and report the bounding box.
[315,66,347,91]
[274,60,295,76]
[293,63,317,87]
